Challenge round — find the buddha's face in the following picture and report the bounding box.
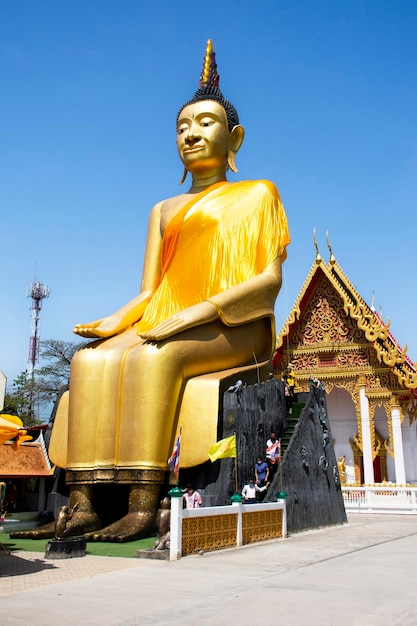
[176,100,230,174]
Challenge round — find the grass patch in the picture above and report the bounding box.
[1,533,156,558]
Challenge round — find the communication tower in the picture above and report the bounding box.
[27,278,51,417]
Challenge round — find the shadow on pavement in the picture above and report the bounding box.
[0,552,57,577]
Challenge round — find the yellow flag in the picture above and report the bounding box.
[208,434,236,462]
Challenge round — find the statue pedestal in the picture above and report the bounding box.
[44,537,86,559]
[136,548,169,560]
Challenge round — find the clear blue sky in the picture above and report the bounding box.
[2,1,417,419]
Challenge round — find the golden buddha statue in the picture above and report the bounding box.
[17,40,289,542]
[338,456,347,484]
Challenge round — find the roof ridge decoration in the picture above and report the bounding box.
[275,232,417,390]
[276,229,325,348]
[313,228,322,264]
[275,259,323,349]
[347,301,391,343]
[326,231,336,265]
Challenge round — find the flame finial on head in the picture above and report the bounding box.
[177,39,239,132]
[199,39,220,88]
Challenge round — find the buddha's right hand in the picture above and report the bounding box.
[73,315,129,338]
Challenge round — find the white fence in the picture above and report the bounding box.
[342,486,417,514]
[169,495,287,561]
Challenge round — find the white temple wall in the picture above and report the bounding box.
[374,409,388,439]
[374,409,396,482]
[327,388,357,483]
[310,384,417,484]
[402,419,417,483]
[385,451,396,483]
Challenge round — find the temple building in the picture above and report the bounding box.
[273,238,417,487]
[0,432,54,514]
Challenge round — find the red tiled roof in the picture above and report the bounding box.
[0,434,53,478]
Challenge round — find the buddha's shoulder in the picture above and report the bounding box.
[151,193,188,215]
[232,179,280,197]
[156,193,192,227]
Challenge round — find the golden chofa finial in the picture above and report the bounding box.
[313,228,322,264]
[326,231,336,265]
[371,290,375,312]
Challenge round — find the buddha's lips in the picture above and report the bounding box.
[183,146,204,153]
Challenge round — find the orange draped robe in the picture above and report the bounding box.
[52,180,289,474]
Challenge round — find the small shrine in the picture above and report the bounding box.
[274,235,417,486]
[0,432,54,514]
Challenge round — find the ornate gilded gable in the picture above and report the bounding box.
[274,246,417,396]
[292,274,365,349]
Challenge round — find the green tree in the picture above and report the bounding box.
[1,370,37,426]
[2,340,85,427]
[36,339,85,404]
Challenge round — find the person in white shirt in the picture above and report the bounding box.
[241,478,266,504]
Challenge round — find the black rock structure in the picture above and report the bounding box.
[182,378,346,534]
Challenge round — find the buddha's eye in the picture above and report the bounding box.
[200,119,215,127]
[177,126,188,135]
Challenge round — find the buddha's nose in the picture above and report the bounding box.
[185,133,200,145]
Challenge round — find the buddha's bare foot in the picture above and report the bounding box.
[10,521,56,540]
[61,511,102,537]
[10,511,101,540]
[84,511,156,543]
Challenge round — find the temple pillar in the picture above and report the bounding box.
[390,395,406,485]
[358,376,374,484]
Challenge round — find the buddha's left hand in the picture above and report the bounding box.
[139,301,218,341]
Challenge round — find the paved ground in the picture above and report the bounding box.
[1,513,417,625]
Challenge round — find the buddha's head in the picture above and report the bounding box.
[177,40,244,181]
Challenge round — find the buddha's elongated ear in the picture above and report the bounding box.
[227,125,245,173]
[179,167,188,185]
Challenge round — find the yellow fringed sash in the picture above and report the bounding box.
[136,180,289,333]
[161,181,227,277]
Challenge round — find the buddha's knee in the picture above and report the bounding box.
[71,338,127,375]
[70,345,101,375]
[124,339,183,378]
